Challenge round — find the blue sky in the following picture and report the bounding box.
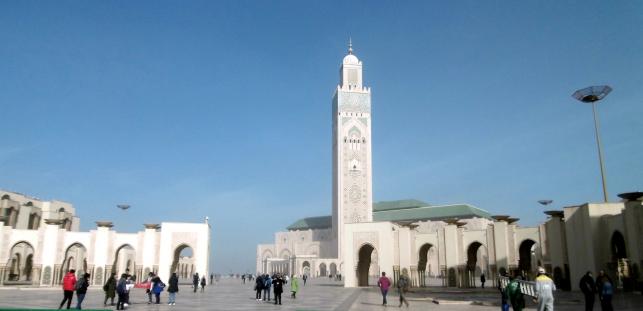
[1,1,642,273]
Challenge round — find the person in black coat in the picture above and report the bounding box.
[272,274,287,305]
[168,273,179,305]
[580,271,596,311]
[75,273,91,310]
[255,274,264,301]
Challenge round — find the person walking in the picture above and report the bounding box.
[397,272,410,308]
[272,274,286,305]
[145,272,155,304]
[74,273,90,309]
[210,273,213,285]
[377,272,391,306]
[480,273,486,288]
[263,274,272,302]
[167,272,179,305]
[290,275,299,299]
[242,274,246,284]
[255,274,264,301]
[580,271,596,311]
[115,274,127,310]
[192,273,199,293]
[302,274,307,286]
[497,271,510,311]
[534,267,556,311]
[200,276,206,292]
[58,269,77,310]
[506,275,525,311]
[597,274,614,311]
[103,273,117,306]
[152,276,165,304]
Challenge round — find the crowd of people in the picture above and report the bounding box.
[56,269,210,309]
[252,273,300,305]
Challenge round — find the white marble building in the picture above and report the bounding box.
[258,43,643,292]
[0,189,210,286]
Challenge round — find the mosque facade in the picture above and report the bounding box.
[257,44,643,291]
[0,189,210,287]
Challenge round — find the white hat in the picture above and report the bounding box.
[538,267,546,274]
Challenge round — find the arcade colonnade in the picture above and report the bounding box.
[259,251,340,278]
[342,218,542,288]
[0,220,210,286]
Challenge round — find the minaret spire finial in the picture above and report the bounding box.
[348,37,353,55]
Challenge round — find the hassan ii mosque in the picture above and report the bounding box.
[256,42,643,291]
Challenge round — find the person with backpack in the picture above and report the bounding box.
[115,274,127,310]
[192,273,199,293]
[480,273,486,288]
[167,272,179,305]
[263,274,272,302]
[506,275,525,311]
[74,273,90,309]
[58,269,77,309]
[377,272,391,306]
[151,276,165,304]
[255,274,264,301]
[397,272,410,308]
[103,273,117,306]
[597,275,613,311]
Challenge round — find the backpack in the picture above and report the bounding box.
[264,278,272,288]
[75,279,84,291]
[116,280,126,294]
[398,276,408,290]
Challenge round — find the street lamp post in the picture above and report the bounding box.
[572,85,612,203]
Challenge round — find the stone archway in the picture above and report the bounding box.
[113,244,136,280]
[302,261,311,276]
[357,244,375,286]
[60,243,88,283]
[171,244,194,281]
[330,263,337,277]
[518,239,537,280]
[417,243,434,287]
[611,231,631,290]
[319,263,327,277]
[5,241,35,283]
[466,242,485,287]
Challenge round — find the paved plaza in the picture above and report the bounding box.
[0,278,641,311]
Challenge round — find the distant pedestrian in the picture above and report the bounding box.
[597,273,613,311]
[168,272,179,305]
[506,275,525,311]
[58,269,77,309]
[397,272,410,308]
[579,271,596,311]
[534,267,556,311]
[115,274,128,310]
[377,272,391,306]
[242,274,246,284]
[272,274,286,305]
[193,273,199,293]
[255,274,264,301]
[302,274,307,286]
[290,275,299,299]
[210,273,213,285]
[200,276,206,292]
[263,274,272,301]
[480,273,486,288]
[103,273,117,306]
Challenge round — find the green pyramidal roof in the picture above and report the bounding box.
[286,216,332,230]
[286,199,491,231]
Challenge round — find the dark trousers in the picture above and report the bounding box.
[274,291,282,304]
[155,293,160,304]
[104,294,114,305]
[263,288,271,301]
[584,292,595,311]
[399,290,409,307]
[381,289,388,305]
[148,290,153,302]
[116,293,125,310]
[193,283,198,292]
[600,296,613,311]
[75,293,86,309]
[256,289,262,299]
[59,290,74,309]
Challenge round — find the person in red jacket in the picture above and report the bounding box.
[58,269,77,309]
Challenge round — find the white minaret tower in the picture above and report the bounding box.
[332,39,373,259]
